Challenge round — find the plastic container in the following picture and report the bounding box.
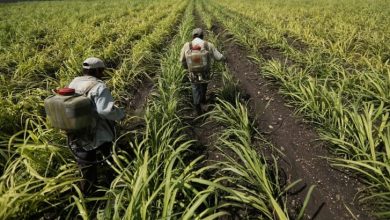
[44,88,94,132]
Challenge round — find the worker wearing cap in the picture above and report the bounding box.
[179,28,226,115]
[68,57,125,195]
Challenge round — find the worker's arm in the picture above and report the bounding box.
[94,85,125,121]
[179,43,189,69]
[208,42,225,61]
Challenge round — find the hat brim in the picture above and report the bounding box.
[83,65,105,69]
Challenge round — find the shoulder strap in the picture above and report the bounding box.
[83,81,99,97]
[203,41,209,51]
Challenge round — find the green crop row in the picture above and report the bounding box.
[207,0,389,73]
[194,7,315,218]
[0,0,190,218]
[93,4,228,218]
[2,0,387,218]
[0,0,183,136]
[202,0,389,217]
[93,2,315,218]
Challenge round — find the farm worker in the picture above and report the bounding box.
[68,57,125,195]
[179,28,226,115]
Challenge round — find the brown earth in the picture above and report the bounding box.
[208,23,373,220]
[127,77,154,116]
[283,33,309,52]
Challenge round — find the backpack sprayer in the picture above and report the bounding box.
[45,86,114,164]
[185,41,211,83]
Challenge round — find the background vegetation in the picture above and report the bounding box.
[0,0,388,218]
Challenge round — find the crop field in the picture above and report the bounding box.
[0,0,389,219]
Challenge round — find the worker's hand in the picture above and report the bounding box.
[114,100,123,108]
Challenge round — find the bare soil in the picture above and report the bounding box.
[283,33,309,52]
[127,77,154,116]
[207,20,373,220]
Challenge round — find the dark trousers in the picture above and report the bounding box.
[73,142,112,195]
[191,82,208,105]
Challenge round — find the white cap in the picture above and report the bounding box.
[82,57,105,69]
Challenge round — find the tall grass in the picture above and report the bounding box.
[0,0,179,137]
[207,97,314,219]
[0,119,80,219]
[203,0,390,217]
[96,2,228,219]
[0,0,194,218]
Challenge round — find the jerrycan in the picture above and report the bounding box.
[44,88,94,132]
[185,42,210,73]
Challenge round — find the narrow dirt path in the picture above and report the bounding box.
[127,77,154,117]
[182,10,225,165]
[208,24,373,220]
